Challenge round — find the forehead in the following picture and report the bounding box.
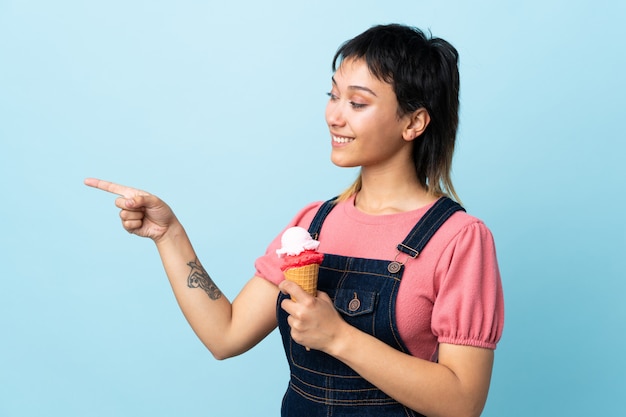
[333,58,394,95]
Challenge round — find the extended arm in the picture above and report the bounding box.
[85,178,278,359]
[154,222,278,359]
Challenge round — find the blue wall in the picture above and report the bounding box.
[1,1,624,415]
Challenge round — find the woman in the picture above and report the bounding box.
[85,24,504,417]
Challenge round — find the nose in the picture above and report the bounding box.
[325,100,345,127]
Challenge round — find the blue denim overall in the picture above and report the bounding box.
[277,197,464,417]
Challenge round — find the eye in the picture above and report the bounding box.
[326,92,339,101]
[350,101,367,109]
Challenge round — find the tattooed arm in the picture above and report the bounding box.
[84,178,279,359]
[154,223,279,359]
[186,258,222,300]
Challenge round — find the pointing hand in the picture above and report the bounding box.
[84,178,178,242]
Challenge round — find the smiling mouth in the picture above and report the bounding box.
[332,135,354,144]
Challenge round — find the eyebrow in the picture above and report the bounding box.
[331,76,378,97]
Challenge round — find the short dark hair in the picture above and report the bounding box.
[333,24,460,201]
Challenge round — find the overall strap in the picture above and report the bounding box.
[397,197,465,258]
[307,196,339,239]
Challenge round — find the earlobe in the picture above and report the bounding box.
[403,108,431,141]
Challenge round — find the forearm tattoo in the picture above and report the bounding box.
[186,258,222,300]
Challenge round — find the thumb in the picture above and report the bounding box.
[124,193,160,209]
[123,197,137,208]
[316,290,331,303]
[116,196,143,210]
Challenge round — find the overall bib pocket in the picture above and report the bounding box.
[288,287,379,376]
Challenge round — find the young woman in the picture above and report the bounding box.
[85,24,504,417]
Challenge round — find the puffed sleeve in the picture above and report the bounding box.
[254,201,323,286]
[431,221,504,349]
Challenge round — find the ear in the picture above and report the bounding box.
[403,108,431,141]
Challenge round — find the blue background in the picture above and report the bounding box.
[1,1,624,416]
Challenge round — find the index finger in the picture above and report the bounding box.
[84,178,141,198]
[279,279,311,302]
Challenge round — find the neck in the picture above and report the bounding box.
[355,164,436,215]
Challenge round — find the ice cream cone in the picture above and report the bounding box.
[283,263,319,302]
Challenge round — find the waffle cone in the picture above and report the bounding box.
[283,263,319,301]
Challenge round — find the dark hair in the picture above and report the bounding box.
[332,24,460,201]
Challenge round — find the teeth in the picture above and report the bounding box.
[333,136,354,144]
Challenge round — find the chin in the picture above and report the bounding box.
[330,150,359,168]
[330,155,359,168]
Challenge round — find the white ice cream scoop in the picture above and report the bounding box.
[276,226,320,257]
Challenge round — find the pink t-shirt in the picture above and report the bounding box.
[254,196,504,360]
